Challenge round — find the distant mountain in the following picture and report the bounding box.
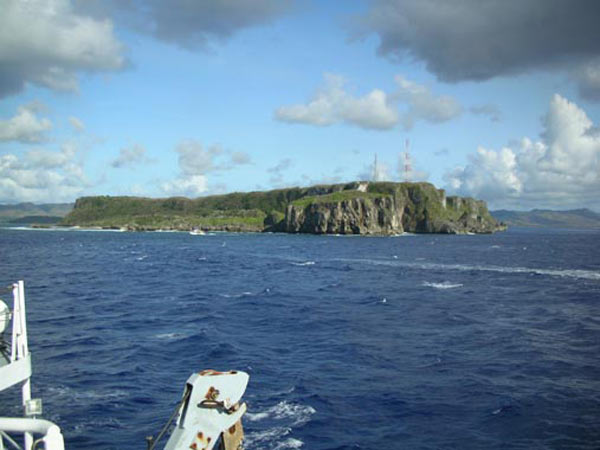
[491,208,600,229]
[0,203,73,223]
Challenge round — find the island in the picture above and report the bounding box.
[60,181,506,235]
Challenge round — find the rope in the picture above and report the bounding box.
[146,385,192,450]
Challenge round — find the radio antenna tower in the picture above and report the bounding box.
[404,139,412,182]
[372,153,379,181]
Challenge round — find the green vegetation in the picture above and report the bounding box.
[60,181,502,234]
[291,190,389,208]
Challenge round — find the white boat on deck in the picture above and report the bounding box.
[0,281,248,450]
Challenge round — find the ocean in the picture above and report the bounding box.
[0,227,599,449]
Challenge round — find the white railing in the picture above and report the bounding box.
[0,281,65,450]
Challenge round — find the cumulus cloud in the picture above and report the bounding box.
[0,143,89,203]
[0,0,125,97]
[276,74,459,130]
[115,0,293,49]
[276,74,398,130]
[110,144,152,168]
[445,95,600,210]
[161,175,208,198]
[0,104,52,143]
[393,75,462,129]
[160,140,251,197]
[356,0,600,100]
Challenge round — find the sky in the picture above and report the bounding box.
[1,0,600,211]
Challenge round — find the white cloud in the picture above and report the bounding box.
[160,140,250,197]
[0,0,125,97]
[445,94,600,210]
[0,143,88,203]
[161,175,208,198]
[275,74,460,130]
[110,144,151,168]
[69,116,85,132]
[0,104,52,143]
[394,75,462,129]
[275,74,398,130]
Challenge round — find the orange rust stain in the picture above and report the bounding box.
[205,386,219,400]
[229,424,236,434]
[189,443,197,450]
[197,432,203,440]
[199,369,226,376]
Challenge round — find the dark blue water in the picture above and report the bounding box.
[1,228,599,449]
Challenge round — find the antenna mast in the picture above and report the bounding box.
[404,139,412,182]
[373,153,378,181]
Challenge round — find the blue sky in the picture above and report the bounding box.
[1,0,600,210]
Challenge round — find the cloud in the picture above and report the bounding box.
[0,0,125,97]
[571,58,600,102]
[356,0,600,100]
[445,94,600,210]
[160,140,250,197]
[0,104,52,143]
[470,104,502,122]
[275,74,398,130]
[393,75,462,129]
[69,116,85,132]
[267,158,293,186]
[276,74,460,130]
[161,175,208,198]
[117,0,293,50]
[110,144,152,168]
[0,143,89,203]
[231,151,251,165]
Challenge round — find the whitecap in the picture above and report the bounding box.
[246,401,315,427]
[154,332,181,340]
[219,291,254,298]
[273,438,304,449]
[244,427,291,448]
[336,258,600,281]
[422,281,464,289]
[291,261,315,266]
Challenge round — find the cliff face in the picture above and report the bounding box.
[281,182,505,234]
[62,181,505,234]
[284,195,402,234]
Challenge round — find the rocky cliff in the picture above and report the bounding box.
[281,182,505,234]
[61,181,505,234]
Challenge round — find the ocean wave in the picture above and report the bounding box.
[219,291,254,298]
[244,427,292,449]
[422,281,464,289]
[337,258,600,281]
[291,261,316,266]
[273,438,304,449]
[246,401,315,426]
